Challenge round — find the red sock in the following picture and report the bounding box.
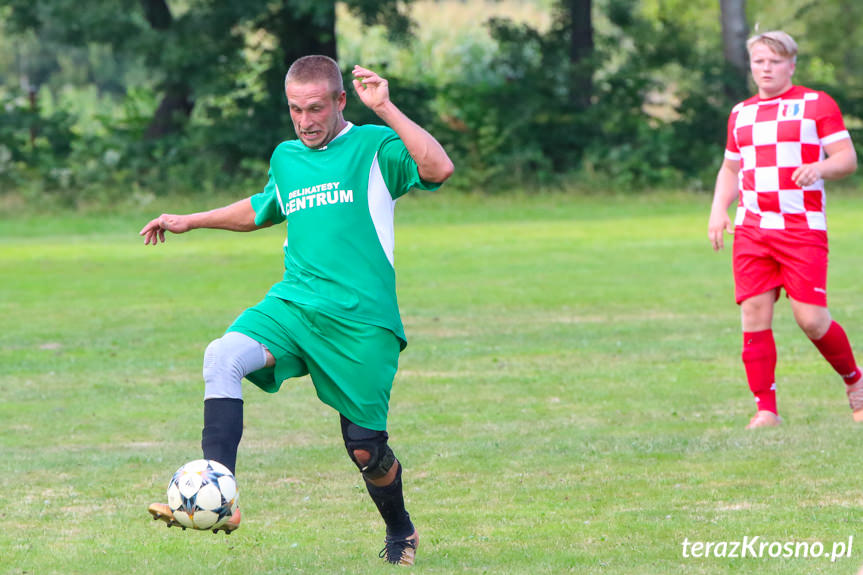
[810,321,862,385]
[742,330,777,414]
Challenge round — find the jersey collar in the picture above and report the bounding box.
[315,122,354,151]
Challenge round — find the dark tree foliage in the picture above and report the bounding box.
[0,1,414,164]
[3,0,860,199]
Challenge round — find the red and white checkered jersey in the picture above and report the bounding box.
[724,85,851,230]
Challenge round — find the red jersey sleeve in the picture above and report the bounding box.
[815,92,849,144]
[724,107,741,160]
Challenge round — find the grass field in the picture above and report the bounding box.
[4,190,863,574]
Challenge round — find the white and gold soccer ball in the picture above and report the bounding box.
[166,459,238,531]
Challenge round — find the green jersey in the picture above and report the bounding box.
[250,123,439,347]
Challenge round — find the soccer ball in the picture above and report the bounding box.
[166,459,238,531]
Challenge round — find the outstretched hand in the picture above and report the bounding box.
[352,65,390,111]
[139,214,191,245]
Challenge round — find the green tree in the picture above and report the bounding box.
[0,0,414,144]
[720,0,749,101]
[563,0,594,109]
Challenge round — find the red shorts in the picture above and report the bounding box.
[732,226,829,306]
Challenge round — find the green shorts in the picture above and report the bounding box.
[227,296,400,431]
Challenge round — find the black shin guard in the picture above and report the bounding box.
[365,463,414,538]
[201,398,243,474]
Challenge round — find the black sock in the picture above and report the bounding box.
[201,398,243,474]
[365,463,414,538]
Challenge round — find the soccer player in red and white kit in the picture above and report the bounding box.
[708,31,861,429]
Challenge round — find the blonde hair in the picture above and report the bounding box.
[285,55,344,97]
[746,31,798,62]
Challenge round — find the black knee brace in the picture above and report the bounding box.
[340,414,396,480]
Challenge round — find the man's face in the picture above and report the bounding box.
[749,43,795,98]
[285,81,346,149]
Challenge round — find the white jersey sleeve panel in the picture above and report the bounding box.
[274,182,287,216]
[366,152,398,267]
[274,182,290,249]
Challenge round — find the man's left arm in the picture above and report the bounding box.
[352,65,454,183]
[792,139,858,187]
[793,93,858,187]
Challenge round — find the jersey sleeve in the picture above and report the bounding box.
[816,92,850,146]
[376,132,442,199]
[249,170,286,226]
[724,107,741,161]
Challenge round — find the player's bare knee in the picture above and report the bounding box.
[798,318,829,340]
[351,448,372,467]
[792,308,831,339]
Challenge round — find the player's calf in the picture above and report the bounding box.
[340,415,417,563]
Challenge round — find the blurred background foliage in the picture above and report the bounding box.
[0,0,861,207]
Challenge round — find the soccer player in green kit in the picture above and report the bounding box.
[140,56,454,566]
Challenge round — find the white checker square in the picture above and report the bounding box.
[759,212,786,229]
[806,211,827,230]
[740,148,756,170]
[752,120,778,146]
[754,167,779,192]
[776,142,802,168]
[778,190,805,213]
[799,119,820,144]
[741,190,759,214]
[736,104,758,127]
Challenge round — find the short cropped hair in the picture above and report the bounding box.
[285,55,344,97]
[746,30,798,62]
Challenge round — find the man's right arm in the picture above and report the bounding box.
[140,197,271,245]
[708,158,740,252]
[351,65,454,184]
